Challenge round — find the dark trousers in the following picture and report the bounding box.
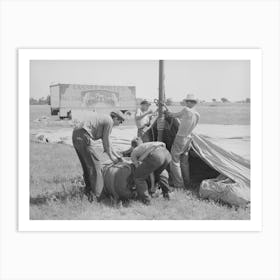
[72,128,104,198]
[134,147,171,201]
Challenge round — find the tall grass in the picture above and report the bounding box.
[30,142,250,220]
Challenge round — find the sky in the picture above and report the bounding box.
[30,60,250,102]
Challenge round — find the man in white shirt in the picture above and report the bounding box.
[130,139,171,204]
[135,100,155,139]
[166,94,200,189]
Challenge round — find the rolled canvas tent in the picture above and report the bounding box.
[143,115,250,207]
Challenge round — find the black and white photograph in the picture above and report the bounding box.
[27,56,252,221]
[1,1,279,280]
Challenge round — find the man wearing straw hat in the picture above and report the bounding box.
[166,94,200,189]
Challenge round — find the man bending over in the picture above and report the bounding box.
[131,139,171,205]
[72,110,125,202]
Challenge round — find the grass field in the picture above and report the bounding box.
[169,103,250,125]
[30,103,250,127]
[30,103,250,220]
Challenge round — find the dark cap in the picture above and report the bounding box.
[110,110,125,121]
[140,99,151,106]
[131,137,143,147]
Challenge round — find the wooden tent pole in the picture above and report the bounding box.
[157,60,165,141]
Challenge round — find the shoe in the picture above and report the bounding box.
[142,198,151,205]
[163,192,170,200]
[84,189,94,203]
[150,190,161,198]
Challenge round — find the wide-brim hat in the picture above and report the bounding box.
[140,99,151,106]
[184,94,198,103]
[110,110,125,121]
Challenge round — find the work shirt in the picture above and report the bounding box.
[73,111,113,154]
[131,142,166,165]
[176,107,200,137]
[135,108,151,129]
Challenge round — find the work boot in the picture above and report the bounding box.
[150,188,161,198]
[142,198,151,205]
[84,188,94,203]
[163,192,170,200]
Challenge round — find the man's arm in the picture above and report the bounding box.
[131,147,141,166]
[102,122,118,162]
[135,109,153,121]
[121,147,133,157]
[112,149,122,160]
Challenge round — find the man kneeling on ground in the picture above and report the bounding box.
[130,138,171,205]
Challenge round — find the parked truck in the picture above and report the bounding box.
[49,83,137,118]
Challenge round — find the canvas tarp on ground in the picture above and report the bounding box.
[190,134,250,188]
[143,115,250,206]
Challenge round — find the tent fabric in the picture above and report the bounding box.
[101,161,156,202]
[102,162,134,201]
[190,134,250,188]
[199,175,250,207]
[143,115,250,190]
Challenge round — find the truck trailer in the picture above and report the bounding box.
[50,83,137,118]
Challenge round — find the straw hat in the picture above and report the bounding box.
[184,94,198,103]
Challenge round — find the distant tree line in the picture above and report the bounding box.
[211,97,250,103]
[30,95,50,105]
[135,96,250,107]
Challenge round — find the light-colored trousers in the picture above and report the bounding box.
[170,134,192,188]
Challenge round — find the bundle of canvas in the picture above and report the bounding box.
[199,175,250,207]
[102,162,135,202]
[102,161,156,202]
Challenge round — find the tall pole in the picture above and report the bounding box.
[157,60,165,141]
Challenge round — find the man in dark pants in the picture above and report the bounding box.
[131,140,171,204]
[72,110,125,202]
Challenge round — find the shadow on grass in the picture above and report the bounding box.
[30,175,85,205]
[29,176,130,209]
[29,179,242,213]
